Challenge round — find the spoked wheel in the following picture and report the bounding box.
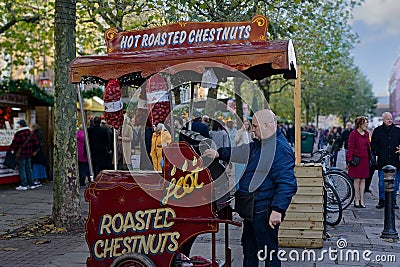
[110,253,156,267]
[324,182,343,226]
[324,170,354,210]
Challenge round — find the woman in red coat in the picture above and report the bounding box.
[346,116,370,208]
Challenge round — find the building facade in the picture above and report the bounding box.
[389,55,400,117]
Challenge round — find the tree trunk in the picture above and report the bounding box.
[259,78,271,105]
[305,103,310,126]
[53,0,83,230]
[205,86,218,117]
[250,94,259,118]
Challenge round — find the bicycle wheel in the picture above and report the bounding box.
[324,182,343,226]
[324,170,354,210]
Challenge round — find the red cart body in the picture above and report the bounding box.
[85,142,235,267]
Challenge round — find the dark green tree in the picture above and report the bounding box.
[53,0,83,230]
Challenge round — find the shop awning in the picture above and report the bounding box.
[69,40,297,84]
[0,79,54,106]
[76,97,104,112]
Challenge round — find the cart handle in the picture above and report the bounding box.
[167,217,242,227]
[218,196,235,206]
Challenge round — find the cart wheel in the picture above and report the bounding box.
[110,252,156,267]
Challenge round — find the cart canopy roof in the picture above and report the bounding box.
[69,15,297,84]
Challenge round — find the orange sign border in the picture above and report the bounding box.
[105,15,268,53]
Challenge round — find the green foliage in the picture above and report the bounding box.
[75,0,165,55]
[0,79,54,105]
[81,87,104,99]
[1,0,377,125]
[0,0,55,75]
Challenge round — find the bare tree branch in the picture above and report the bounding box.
[0,15,40,34]
[269,81,294,94]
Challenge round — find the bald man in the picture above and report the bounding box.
[203,109,297,267]
[371,112,400,209]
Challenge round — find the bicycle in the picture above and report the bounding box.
[301,147,351,227]
[324,182,343,226]
[302,147,354,210]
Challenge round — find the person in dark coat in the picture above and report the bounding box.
[327,127,342,167]
[88,116,110,178]
[346,117,370,208]
[203,109,297,266]
[341,121,353,153]
[371,112,400,209]
[182,111,210,138]
[11,119,40,190]
[30,123,47,185]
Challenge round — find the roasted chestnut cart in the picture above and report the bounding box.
[69,15,297,267]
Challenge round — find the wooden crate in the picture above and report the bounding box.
[279,164,324,248]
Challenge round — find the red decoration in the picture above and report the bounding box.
[103,79,124,129]
[146,74,171,126]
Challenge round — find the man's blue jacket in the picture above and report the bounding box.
[218,128,297,214]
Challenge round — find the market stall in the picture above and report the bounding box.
[0,85,54,184]
[69,15,308,267]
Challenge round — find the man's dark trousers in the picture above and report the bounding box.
[242,204,280,267]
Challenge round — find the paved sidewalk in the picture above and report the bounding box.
[1,149,400,266]
[0,183,89,267]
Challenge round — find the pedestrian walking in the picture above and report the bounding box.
[327,127,342,167]
[172,116,184,140]
[209,119,230,150]
[150,123,171,171]
[117,115,134,170]
[226,119,237,147]
[371,112,400,209]
[100,119,113,168]
[346,116,370,208]
[182,111,210,138]
[202,109,297,267]
[209,119,230,166]
[77,124,89,186]
[88,116,110,178]
[341,121,353,154]
[11,119,40,190]
[317,128,325,149]
[234,119,253,189]
[30,123,47,186]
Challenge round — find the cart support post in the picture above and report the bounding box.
[225,222,231,266]
[212,232,217,267]
[294,65,301,166]
[77,83,94,181]
[167,75,175,140]
[188,82,194,131]
[113,129,118,171]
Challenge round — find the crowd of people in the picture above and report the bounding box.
[44,110,294,196]
[78,114,139,185]
[310,112,400,210]
[77,111,255,178]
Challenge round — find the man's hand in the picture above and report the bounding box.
[396,145,400,154]
[202,148,219,159]
[269,210,282,229]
